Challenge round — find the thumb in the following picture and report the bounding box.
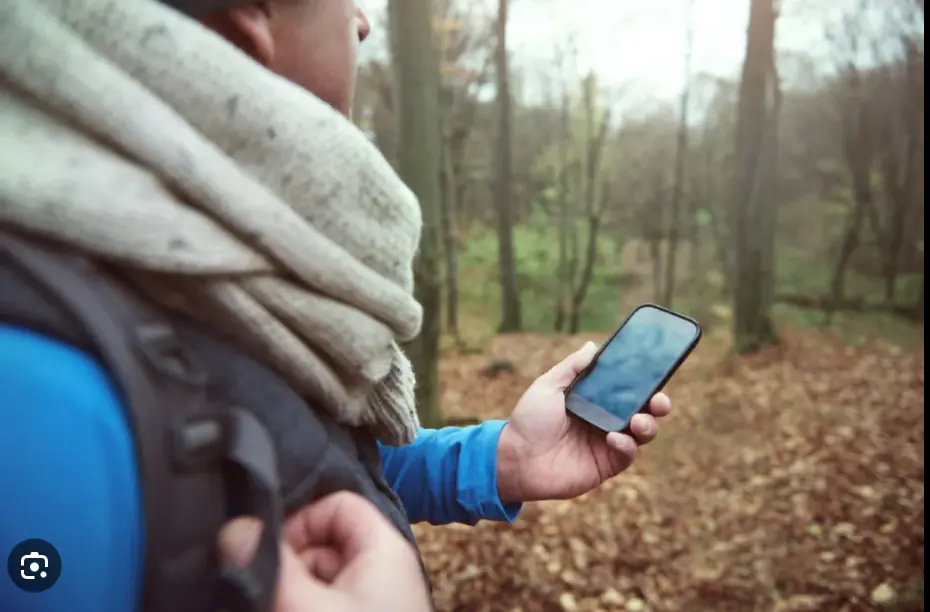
[219,517,328,610]
[541,341,599,388]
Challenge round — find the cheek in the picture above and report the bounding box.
[307,14,359,115]
[309,47,356,117]
[272,32,356,117]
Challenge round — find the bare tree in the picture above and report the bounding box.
[551,34,578,332]
[803,0,926,321]
[566,74,612,333]
[493,0,522,332]
[872,15,924,301]
[823,1,882,322]
[436,4,495,339]
[662,0,696,308]
[554,83,572,331]
[543,39,613,333]
[691,75,739,292]
[732,0,781,353]
[389,0,443,426]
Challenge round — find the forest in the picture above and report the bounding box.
[363,0,924,610]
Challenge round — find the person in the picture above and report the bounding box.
[0,1,671,611]
[220,492,436,612]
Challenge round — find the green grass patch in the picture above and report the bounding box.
[457,217,630,334]
[452,210,923,350]
[778,243,923,304]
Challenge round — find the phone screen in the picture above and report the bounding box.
[566,305,699,431]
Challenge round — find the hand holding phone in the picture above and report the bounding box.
[565,304,701,433]
[493,310,687,503]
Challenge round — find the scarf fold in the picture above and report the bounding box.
[0,0,424,445]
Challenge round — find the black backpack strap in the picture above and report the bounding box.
[0,232,282,612]
[216,407,283,612]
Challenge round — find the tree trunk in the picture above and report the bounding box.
[828,56,878,326]
[567,77,610,332]
[732,0,780,354]
[700,122,732,293]
[881,167,910,303]
[554,188,568,332]
[687,189,700,282]
[917,271,925,321]
[710,206,732,293]
[757,69,782,338]
[569,189,607,333]
[827,200,865,325]
[651,239,662,303]
[388,0,443,427]
[493,0,521,332]
[568,215,580,302]
[648,182,664,304]
[439,134,460,338]
[829,127,873,324]
[663,0,695,309]
[554,92,571,332]
[879,40,922,302]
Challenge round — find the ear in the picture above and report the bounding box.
[199,4,275,67]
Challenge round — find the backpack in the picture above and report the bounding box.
[0,231,282,612]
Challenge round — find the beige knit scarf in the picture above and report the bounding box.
[0,0,424,445]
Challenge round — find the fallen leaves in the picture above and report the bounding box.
[416,328,925,612]
[869,583,897,606]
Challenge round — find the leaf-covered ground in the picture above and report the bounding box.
[414,328,925,612]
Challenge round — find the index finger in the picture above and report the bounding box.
[283,491,391,560]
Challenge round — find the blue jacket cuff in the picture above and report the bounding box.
[456,420,522,523]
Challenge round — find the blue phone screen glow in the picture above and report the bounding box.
[566,307,698,429]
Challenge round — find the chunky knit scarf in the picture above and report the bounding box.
[0,0,424,445]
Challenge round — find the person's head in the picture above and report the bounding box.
[169,0,370,117]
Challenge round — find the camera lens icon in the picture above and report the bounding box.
[7,539,61,592]
[21,552,49,580]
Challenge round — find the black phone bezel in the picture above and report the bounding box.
[564,303,702,434]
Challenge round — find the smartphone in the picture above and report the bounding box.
[565,304,702,433]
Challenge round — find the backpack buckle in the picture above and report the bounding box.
[135,322,207,387]
[172,413,231,471]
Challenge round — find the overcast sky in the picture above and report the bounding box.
[359,0,895,107]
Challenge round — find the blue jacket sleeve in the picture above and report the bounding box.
[0,326,144,612]
[379,422,523,525]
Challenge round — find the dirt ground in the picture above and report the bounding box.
[413,328,925,612]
